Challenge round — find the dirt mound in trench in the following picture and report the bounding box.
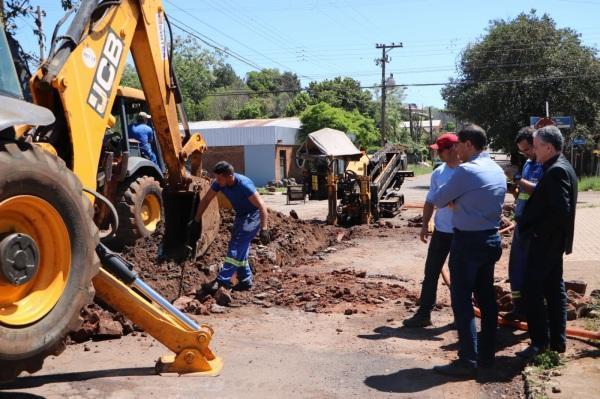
[72,209,359,341]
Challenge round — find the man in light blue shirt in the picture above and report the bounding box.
[403,133,460,328]
[430,125,506,378]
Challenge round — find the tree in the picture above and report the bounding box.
[120,64,141,89]
[299,102,380,148]
[307,77,374,117]
[442,11,600,151]
[285,92,313,116]
[212,63,243,89]
[237,98,267,119]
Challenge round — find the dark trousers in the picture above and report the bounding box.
[417,230,453,315]
[523,235,567,350]
[449,229,502,367]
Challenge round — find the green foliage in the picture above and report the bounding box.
[307,77,374,116]
[286,92,314,116]
[120,64,141,89]
[442,11,600,151]
[444,121,457,131]
[246,68,300,93]
[579,176,600,191]
[237,98,267,119]
[299,102,379,148]
[532,351,563,370]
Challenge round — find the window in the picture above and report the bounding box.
[279,150,287,179]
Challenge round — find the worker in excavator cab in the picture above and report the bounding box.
[191,161,271,294]
[128,111,158,164]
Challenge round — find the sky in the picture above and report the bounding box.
[12,0,600,109]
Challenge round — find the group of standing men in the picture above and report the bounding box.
[403,124,577,378]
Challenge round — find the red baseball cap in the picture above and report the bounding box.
[430,133,458,150]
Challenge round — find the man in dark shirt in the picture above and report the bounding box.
[516,125,577,359]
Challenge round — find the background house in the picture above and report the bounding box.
[188,117,303,186]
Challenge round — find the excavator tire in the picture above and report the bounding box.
[113,175,163,246]
[0,143,100,382]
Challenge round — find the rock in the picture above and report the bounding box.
[565,280,587,296]
[267,186,277,193]
[214,287,232,306]
[355,270,367,278]
[173,296,194,311]
[83,345,90,352]
[210,304,228,314]
[267,276,282,289]
[97,319,123,338]
[344,308,353,316]
[552,386,562,393]
[304,302,318,312]
[336,328,343,333]
[590,289,600,299]
[324,247,337,253]
[566,303,577,320]
[289,210,299,219]
[254,292,269,300]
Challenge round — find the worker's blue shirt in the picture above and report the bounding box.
[211,173,258,216]
[128,122,154,146]
[425,162,456,234]
[431,152,507,231]
[514,160,544,221]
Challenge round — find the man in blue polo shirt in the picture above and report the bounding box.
[430,124,507,378]
[505,127,544,321]
[403,133,460,327]
[191,161,270,292]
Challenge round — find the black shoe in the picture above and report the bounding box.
[402,312,432,328]
[550,343,566,354]
[433,360,477,379]
[233,281,253,291]
[516,345,544,360]
[478,357,495,369]
[503,310,527,322]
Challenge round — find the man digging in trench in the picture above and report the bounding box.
[189,161,271,301]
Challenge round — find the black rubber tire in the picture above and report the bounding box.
[113,175,163,247]
[0,143,100,382]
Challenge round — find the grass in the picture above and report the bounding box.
[408,163,433,176]
[579,176,600,191]
[257,187,287,194]
[583,296,600,333]
[532,351,563,370]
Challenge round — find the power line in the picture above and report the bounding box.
[165,0,313,79]
[201,73,600,97]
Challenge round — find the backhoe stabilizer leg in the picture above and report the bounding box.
[93,245,222,376]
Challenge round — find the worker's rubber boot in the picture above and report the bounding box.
[232,280,253,292]
[196,279,230,298]
[402,312,432,328]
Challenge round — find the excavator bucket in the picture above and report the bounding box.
[161,177,220,261]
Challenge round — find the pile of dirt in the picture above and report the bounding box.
[72,209,357,341]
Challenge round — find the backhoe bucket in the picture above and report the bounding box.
[161,179,220,261]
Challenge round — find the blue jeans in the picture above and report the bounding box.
[508,225,530,305]
[449,229,502,367]
[140,143,158,164]
[417,230,453,315]
[523,233,567,350]
[217,211,261,287]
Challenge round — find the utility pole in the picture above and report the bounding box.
[34,6,45,63]
[375,42,402,146]
[428,107,433,161]
[407,104,413,140]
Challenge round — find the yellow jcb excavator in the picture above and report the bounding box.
[0,0,222,381]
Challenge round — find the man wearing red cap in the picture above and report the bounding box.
[403,133,460,327]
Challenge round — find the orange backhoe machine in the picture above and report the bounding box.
[0,0,222,380]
